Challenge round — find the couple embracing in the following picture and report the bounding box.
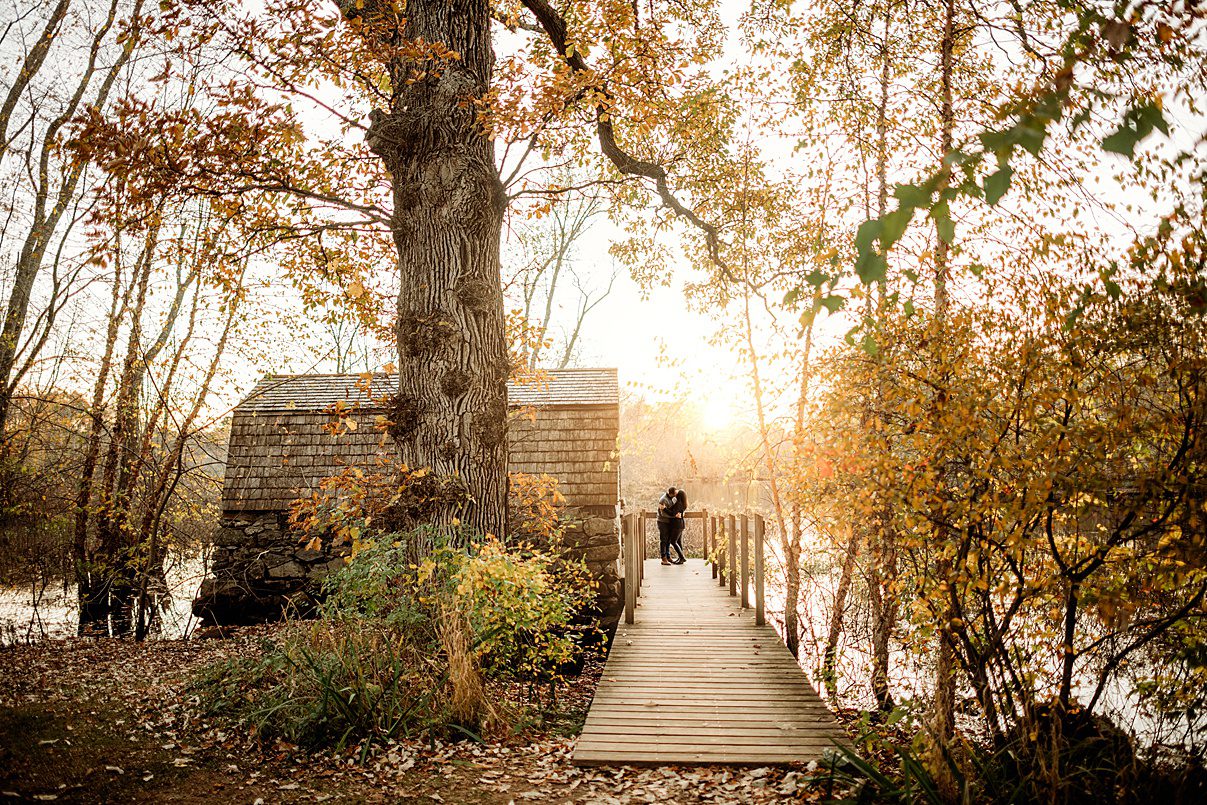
[657,486,688,565]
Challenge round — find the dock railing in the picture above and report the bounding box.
[621,510,765,626]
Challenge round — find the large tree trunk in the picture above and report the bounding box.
[364,0,509,540]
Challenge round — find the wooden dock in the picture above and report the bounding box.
[574,557,846,766]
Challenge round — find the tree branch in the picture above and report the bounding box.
[518,0,729,276]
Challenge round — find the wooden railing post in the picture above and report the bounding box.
[754,514,766,626]
[708,515,714,578]
[727,514,737,597]
[715,516,725,586]
[740,514,750,609]
[637,515,645,590]
[623,515,636,624]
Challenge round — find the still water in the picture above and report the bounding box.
[0,550,207,643]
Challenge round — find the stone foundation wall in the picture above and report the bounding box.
[193,511,349,625]
[194,509,622,628]
[558,507,622,627]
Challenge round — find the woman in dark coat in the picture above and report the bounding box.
[669,489,687,564]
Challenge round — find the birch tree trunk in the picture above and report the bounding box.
[0,0,136,441]
[74,247,131,635]
[95,227,159,636]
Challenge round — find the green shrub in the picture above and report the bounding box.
[192,526,595,754]
[318,531,437,634]
[439,536,595,683]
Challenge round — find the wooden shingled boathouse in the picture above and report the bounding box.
[193,368,622,626]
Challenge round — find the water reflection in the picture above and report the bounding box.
[0,551,208,643]
[759,549,1206,749]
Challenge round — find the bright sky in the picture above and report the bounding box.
[525,223,741,412]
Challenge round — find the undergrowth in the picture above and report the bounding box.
[191,526,595,757]
[812,704,1207,804]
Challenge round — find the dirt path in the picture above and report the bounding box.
[1,630,839,803]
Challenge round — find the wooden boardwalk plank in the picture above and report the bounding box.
[573,558,845,766]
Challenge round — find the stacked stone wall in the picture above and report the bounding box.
[194,508,621,628]
[194,512,350,625]
[558,507,622,627]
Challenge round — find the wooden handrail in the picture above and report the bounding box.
[637,513,645,588]
[715,514,725,587]
[621,509,766,627]
[726,514,737,598]
[740,514,750,609]
[623,514,636,624]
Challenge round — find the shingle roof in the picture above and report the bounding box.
[507,368,619,407]
[236,367,618,413]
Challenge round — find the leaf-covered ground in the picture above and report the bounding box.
[1,628,839,803]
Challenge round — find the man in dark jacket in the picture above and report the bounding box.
[657,487,677,565]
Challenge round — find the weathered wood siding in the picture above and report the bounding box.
[223,412,393,512]
[222,405,619,514]
[220,368,620,513]
[508,405,619,512]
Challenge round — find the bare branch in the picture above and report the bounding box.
[518,0,729,275]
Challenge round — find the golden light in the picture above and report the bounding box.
[699,395,734,432]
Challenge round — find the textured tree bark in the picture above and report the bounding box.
[74,235,136,635]
[96,232,158,636]
[1058,581,1079,709]
[361,0,509,539]
[783,517,801,658]
[867,541,898,711]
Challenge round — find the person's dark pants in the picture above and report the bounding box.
[670,521,686,563]
[657,520,672,559]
